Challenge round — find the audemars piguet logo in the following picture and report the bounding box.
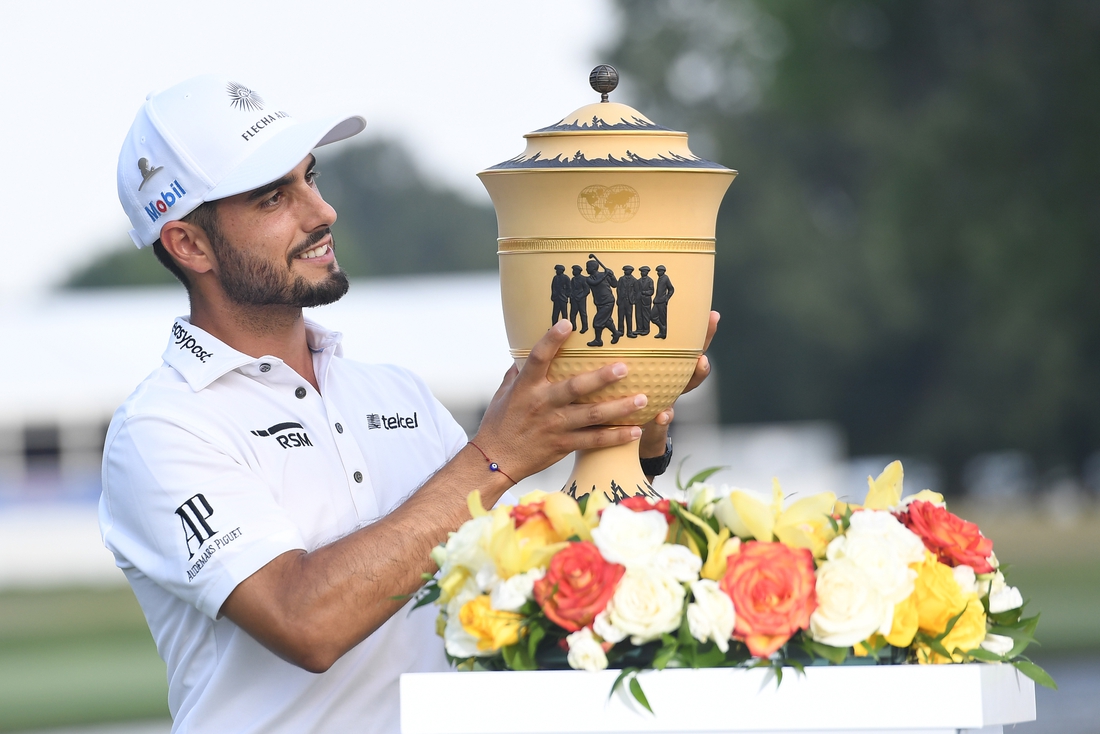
[176,493,216,559]
[226,81,264,112]
[137,158,163,191]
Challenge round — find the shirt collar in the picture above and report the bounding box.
[162,316,344,391]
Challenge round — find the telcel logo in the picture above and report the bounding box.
[143,180,187,223]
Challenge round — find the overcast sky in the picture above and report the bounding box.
[0,0,617,303]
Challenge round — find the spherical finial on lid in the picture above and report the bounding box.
[589,64,619,103]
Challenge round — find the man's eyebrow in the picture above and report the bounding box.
[246,156,317,201]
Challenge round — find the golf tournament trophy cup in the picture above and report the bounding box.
[478,65,736,503]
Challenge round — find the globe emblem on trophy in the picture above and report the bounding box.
[577,184,640,223]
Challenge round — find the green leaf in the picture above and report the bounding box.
[1012,660,1058,690]
[804,640,848,665]
[410,584,441,610]
[629,676,654,714]
[684,466,728,488]
[527,623,546,659]
[965,647,1003,662]
[652,635,679,670]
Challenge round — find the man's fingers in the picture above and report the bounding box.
[568,425,643,452]
[682,354,711,395]
[702,310,720,352]
[560,394,648,429]
[517,320,573,385]
[548,361,629,404]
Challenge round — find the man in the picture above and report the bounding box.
[102,75,715,734]
[635,265,654,336]
[652,264,675,339]
[616,264,639,338]
[568,263,589,333]
[584,257,622,347]
[550,264,569,326]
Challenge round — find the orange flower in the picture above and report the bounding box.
[533,542,625,632]
[720,541,817,657]
[899,501,994,573]
[619,495,677,524]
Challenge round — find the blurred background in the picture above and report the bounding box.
[1,1,1098,732]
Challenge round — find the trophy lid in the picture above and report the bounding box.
[484,65,729,172]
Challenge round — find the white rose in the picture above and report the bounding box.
[650,543,703,582]
[952,565,978,596]
[809,557,893,648]
[591,505,668,568]
[827,510,924,605]
[593,610,627,644]
[490,568,545,612]
[443,578,487,658]
[566,627,609,671]
[440,515,493,578]
[979,632,1014,657]
[604,566,686,644]
[987,572,1023,613]
[686,579,736,652]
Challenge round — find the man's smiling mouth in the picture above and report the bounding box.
[296,242,331,260]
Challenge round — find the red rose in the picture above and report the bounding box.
[898,501,994,573]
[533,541,625,632]
[720,541,817,658]
[619,495,677,524]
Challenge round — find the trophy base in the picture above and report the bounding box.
[560,439,662,504]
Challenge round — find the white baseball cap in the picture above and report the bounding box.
[118,75,365,249]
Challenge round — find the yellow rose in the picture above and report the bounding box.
[912,552,966,636]
[885,590,919,648]
[458,595,524,652]
[917,597,987,664]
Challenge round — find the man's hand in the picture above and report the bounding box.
[472,319,648,481]
[639,310,720,461]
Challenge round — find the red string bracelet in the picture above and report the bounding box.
[467,441,516,485]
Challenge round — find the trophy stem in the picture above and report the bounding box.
[560,438,659,504]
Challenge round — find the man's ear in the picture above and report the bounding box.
[160,219,216,277]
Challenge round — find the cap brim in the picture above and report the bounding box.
[205,113,365,201]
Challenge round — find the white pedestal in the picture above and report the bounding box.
[401,664,1035,734]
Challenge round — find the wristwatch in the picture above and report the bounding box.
[639,435,673,477]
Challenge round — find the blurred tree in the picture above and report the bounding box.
[64,139,497,288]
[609,0,1100,485]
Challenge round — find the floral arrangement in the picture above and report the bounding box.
[418,461,1054,706]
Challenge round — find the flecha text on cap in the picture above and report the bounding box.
[241,111,291,142]
[144,180,187,223]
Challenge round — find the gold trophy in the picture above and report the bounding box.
[478,65,736,503]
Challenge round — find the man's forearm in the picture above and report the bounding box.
[220,443,512,673]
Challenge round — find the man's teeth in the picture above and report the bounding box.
[297,243,330,259]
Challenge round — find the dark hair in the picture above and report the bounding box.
[151,202,221,291]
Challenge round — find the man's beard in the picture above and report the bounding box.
[213,228,350,308]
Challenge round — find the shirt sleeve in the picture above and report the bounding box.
[100,413,307,619]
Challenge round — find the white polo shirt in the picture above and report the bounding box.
[99,316,468,734]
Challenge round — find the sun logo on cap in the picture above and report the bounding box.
[226,82,264,112]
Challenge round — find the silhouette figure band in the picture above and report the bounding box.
[551,256,674,345]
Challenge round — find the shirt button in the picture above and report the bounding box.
[353,471,363,483]
[259,363,271,373]
[295,387,307,399]
[335,423,343,433]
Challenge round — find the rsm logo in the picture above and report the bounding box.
[250,421,313,449]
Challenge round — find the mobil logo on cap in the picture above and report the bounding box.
[144,180,188,223]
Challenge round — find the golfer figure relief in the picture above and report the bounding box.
[548,259,672,345]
